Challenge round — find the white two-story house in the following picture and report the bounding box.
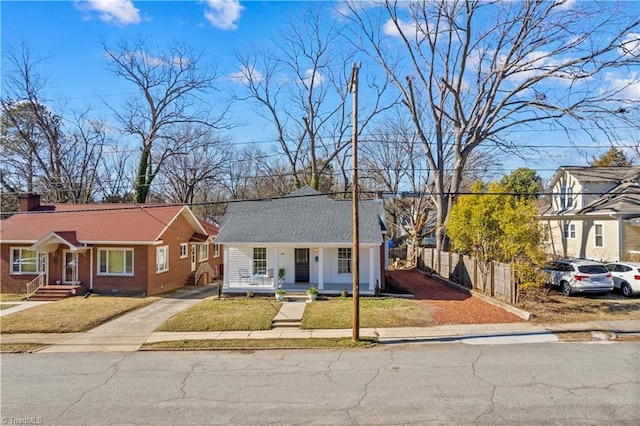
[539,166,640,262]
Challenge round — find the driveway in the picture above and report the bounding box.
[37,285,220,353]
[387,269,524,324]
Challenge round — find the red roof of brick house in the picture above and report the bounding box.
[0,204,208,244]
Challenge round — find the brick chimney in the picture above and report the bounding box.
[19,193,41,212]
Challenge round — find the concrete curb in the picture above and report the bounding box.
[414,269,533,321]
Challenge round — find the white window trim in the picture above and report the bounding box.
[198,243,208,262]
[97,248,134,276]
[9,247,39,275]
[213,243,220,258]
[594,222,604,248]
[563,223,576,240]
[338,247,352,274]
[559,186,573,209]
[180,243,188,259]
[253,247,267,275]
[156,246,169,274]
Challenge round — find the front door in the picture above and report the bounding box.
[62,251,78,284]
[190,245,197,272]
[295,249,310,283]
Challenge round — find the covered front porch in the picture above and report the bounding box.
[222,281,376,296]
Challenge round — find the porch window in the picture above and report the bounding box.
[199,244,208,262]
[563,223,576,239]
[338,248,352,274]
[213,243,220,258]
[156,246,169,273]
[98,248,134,276]
[594,223,604,248]
[10,247,39,274]
[180,243,188,259]
[253,247,267,275]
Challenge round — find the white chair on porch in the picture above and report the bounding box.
[239,269,251,284]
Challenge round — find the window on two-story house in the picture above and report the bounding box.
[560,186,573,209]
[338,248,352,273]
[180,243,188,259]
[563,223,576,239]
[594,223,604,248]
[213,243,220,258]
[253,247,266,275]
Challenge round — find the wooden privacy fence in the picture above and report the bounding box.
[416,248,517,304]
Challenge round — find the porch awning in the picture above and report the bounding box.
[190,232,210,243]
[29,231,87,253]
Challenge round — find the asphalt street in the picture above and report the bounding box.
[2,342,639,425]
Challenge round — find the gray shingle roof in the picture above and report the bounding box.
[215,187,385,244]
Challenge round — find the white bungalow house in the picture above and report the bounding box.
[539,166,640,262]
[214,187,389,295]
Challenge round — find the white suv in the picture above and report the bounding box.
[605,262,640,297]
[544,259,614,296]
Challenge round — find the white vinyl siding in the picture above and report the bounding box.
[98,248,134,276]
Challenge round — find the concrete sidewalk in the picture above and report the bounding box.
[3,320,638,352]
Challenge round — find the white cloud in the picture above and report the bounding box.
[229,65,263,84]
[555,0,577,10]
[619,33,640,58]
[302,69,323,88]
[382,18,417,38]
[605,72,640,102]
[203,0,244,31]
[77,0,141,26]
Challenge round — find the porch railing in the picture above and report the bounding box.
[25,273,45,298]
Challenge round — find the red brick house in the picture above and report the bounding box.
[0,194,222,297]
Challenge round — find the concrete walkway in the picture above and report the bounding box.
[34,285,220,353]
[0,301,51,317]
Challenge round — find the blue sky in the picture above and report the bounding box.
[2,1,638,184]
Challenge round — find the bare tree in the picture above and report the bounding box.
[345,0,640,250]
[155,124,232,204]
[103,37,229,203]
[1,42,107,204]
[234,6,394,191]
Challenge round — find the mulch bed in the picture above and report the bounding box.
[387,269,524,324]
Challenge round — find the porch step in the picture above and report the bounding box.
[28,285,84,301]
[185,273,196,286]
[271,300,307,329]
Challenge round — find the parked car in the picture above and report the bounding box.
[544,259,614,296]
[605,262,640,297]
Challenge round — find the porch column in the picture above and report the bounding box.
[273,247,279,287]
[89,247,94,290]
[318,247,324,290]
[369,247,375,291]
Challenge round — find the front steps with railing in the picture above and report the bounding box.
[28,285,85,301]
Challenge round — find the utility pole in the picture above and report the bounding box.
[349,62,361,342]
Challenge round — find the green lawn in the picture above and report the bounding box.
[0,295,158,334]
[157,298,281,332]
[142,337,377,350]
[302,297,437,329]
[0,294,26,302]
